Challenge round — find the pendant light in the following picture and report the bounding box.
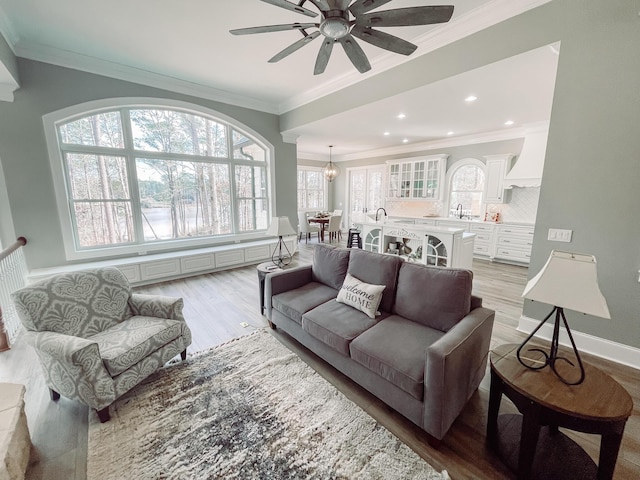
[322,145,340,183]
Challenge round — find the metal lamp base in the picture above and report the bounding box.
[516,306,586,385]
[271,236,292,269]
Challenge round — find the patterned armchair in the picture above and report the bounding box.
[11,267,192,422]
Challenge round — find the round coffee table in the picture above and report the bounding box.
[487,343,633,480]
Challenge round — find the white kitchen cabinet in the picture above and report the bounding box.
[468,222,496,257]
[494,224,534,264]
[360,224,382,253]
[484,154,515,203]
[387,155,447,200]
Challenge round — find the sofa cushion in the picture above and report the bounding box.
[302,300,387,356]
[346,249,402,313]
[271,282,339,325]
[311,244,350,290]
[336,273,385,319]
[394,263,473,332]
[89,316,183,377]
[349,316,444,400]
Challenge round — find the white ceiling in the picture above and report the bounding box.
[0,0,558,159]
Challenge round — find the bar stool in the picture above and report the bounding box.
[347,228,362,249]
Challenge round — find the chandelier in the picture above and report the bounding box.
[322,145,340,183]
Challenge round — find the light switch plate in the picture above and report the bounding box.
[548,228,572,242]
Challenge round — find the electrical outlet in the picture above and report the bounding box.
[240,322,249,328]
[547,228,572,242]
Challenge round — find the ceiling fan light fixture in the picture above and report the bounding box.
[319,17,350,40]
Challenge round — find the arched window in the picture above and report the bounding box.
[447,159,485,218]
[45,100,272,259]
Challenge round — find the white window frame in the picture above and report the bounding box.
[43,98,275,261]
[297,165,328,213]
[445,158,486,217]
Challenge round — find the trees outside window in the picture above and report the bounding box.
[57,107,268,252]
[297,167,326,211]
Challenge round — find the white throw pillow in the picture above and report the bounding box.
[336,273,385,319]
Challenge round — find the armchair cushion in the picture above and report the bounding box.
[89,317,185,377]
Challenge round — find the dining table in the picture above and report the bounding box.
[308,216,330,242]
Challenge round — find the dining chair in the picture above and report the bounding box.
[297,211,321,243]
[332,209,343,216]
[326,215,342,243]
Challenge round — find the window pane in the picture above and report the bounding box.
[130,109,228,157]
[73,201,133,247]
[66,154,129,200]
[232,130,265,161]
[137,158,232,240]
[60,112,123,148]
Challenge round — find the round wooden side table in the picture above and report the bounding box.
[487,343,632,480]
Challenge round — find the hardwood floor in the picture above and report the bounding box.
[1,237,638,479]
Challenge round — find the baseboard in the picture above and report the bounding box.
[517,315,640,370]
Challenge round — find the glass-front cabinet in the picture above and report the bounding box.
[361,225,382,253]
[386,154,447,200]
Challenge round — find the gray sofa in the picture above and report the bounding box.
[265,245,495,445]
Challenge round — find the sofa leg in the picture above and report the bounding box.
[180,349,187,361]
[49,389,60,401]
[97,407,110,423]
[426,434,442,449]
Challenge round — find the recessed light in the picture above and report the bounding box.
[397,113,406,119]
[464,95,478,103]
[504,120,515,126]
[402,138,409,143]
[447,131,454,136]
[383,131,390,136]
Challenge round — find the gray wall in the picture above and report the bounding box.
[0,59,297,269]
[291,1,640,349]
[0,32,18,85]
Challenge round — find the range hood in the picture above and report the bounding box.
[504,125,549,188]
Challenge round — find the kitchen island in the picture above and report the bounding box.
[355,219,475,270]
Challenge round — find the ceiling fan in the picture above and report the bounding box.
[230,0,454,75]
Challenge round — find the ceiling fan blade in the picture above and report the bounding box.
[351,25,417,55]
[308,0,331,11]
[314,38,335,75]
[268,31,321,63]
[230,23,317,35]
[356,6,454,27]
[339,34,371,73]
[260,0,318,18]
[349,0,393,16]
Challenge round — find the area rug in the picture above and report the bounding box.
[87,329,450,479]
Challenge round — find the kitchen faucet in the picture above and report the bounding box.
[375,207,387,222]
[456,203,463,219]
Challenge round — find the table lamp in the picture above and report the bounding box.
[265,216,296,268]
[517,250,610,385]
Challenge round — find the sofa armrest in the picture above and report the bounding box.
[423,306,495,440]
[470,295,483,310]
[129,294,185,321]
[264,265,313,320]
[24,330,116,409]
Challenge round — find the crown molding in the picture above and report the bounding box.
[13,41,280,114]
[278,0,552,114]
[0,83,16,102]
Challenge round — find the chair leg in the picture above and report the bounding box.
[180,349,187,361]
[97,407,110,423]
[49,389,60,401]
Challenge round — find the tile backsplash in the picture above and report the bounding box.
[487,187,540,224]
[385,187,540,224]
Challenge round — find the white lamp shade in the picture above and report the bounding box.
[266,216,296,237]
[522,250,610,319]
